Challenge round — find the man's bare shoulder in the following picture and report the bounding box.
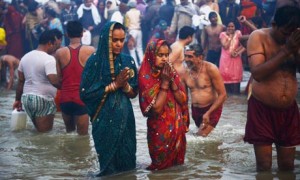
[217,24,225,30]
[82,45,95,51]
[56,46,69,55]
[204,61,221,76]
[249,28,270,40]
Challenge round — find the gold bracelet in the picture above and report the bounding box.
[112,82,117,91]
[109,83,113,91]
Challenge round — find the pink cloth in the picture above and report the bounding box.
[219,30,243,84]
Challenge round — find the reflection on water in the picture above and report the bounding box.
[1,84,300,179]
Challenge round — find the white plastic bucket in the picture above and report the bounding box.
[10,109,27,131]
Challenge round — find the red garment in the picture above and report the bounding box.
[244,96,300,147]
[240,0,257,19]
[60,46,85,106]
[3,5,24,59]
[192,104,223,128]
[138,39,189,170]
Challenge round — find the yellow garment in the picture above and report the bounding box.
[0,28,7,46]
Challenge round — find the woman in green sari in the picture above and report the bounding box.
[80,22,138,176]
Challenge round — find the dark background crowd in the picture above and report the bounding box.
[0,0,278,86]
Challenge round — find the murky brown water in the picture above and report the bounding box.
[1,72,300,179]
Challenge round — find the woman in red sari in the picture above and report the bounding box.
[138,38,189,170]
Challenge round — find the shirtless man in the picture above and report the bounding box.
[55,21,95,135]
[181,44,227,137]
[0,55,19,90]
[201,11,225,67]
[244,6,300,171]
[169,26,195,77]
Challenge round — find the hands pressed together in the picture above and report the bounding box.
[115,67,131,89]
[285,28,300,55]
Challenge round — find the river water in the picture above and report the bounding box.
[1,71,300,180]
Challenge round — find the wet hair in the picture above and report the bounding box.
[38,30,57,45]
[113,22,126,32]
[179,26,195,39]
[67,21,83,38]
[188,44,204,57]
[274,6,300,28]
[208,11,217,20]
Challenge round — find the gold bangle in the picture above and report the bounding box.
[112,82,117,91]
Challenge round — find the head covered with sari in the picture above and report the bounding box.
[138,38,189,170]
[138,38,189,130]
[81,21,138,117]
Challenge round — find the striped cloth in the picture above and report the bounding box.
[21,94,56,120]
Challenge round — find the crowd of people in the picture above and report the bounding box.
[0,0,300,177]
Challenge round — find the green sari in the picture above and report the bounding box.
[80,22,137,176]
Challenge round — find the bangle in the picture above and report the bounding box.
[160,86,169,92]
[112,82,117,91]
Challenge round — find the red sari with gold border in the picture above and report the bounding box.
[138,39,189,170]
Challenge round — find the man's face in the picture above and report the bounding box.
[54,38,62,51]
[84,0,92,7]
[273,24,298,44]
[184,50,197,69]
[186,35,194,45]
[111,28,125,55]
[155,45,169,69]
[209,15,218,25]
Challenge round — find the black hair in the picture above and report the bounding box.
[179,26,195,39]
[274,6,300,28]
[157,40,171,52]
[113,22,126,32]
[188,44,204,57]
[45,8,57,18]
[50,28,63,40]
[208,11,217,20]
[67,21,83,38]
[38,30,57,45]
[27,1,38,12]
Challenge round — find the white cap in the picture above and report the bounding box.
[59,0,71,4]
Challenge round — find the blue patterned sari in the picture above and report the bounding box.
[80,22,138,176]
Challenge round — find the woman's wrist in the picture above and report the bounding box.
[122,83,132,93]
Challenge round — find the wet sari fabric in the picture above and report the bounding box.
[80,22,137,176]
[138,38,189,170]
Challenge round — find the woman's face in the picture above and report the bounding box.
[98,1,105,11]
[111,28,125,55]
[226,22,235,34]
[106,1,112,9]
[155,45,169,69]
